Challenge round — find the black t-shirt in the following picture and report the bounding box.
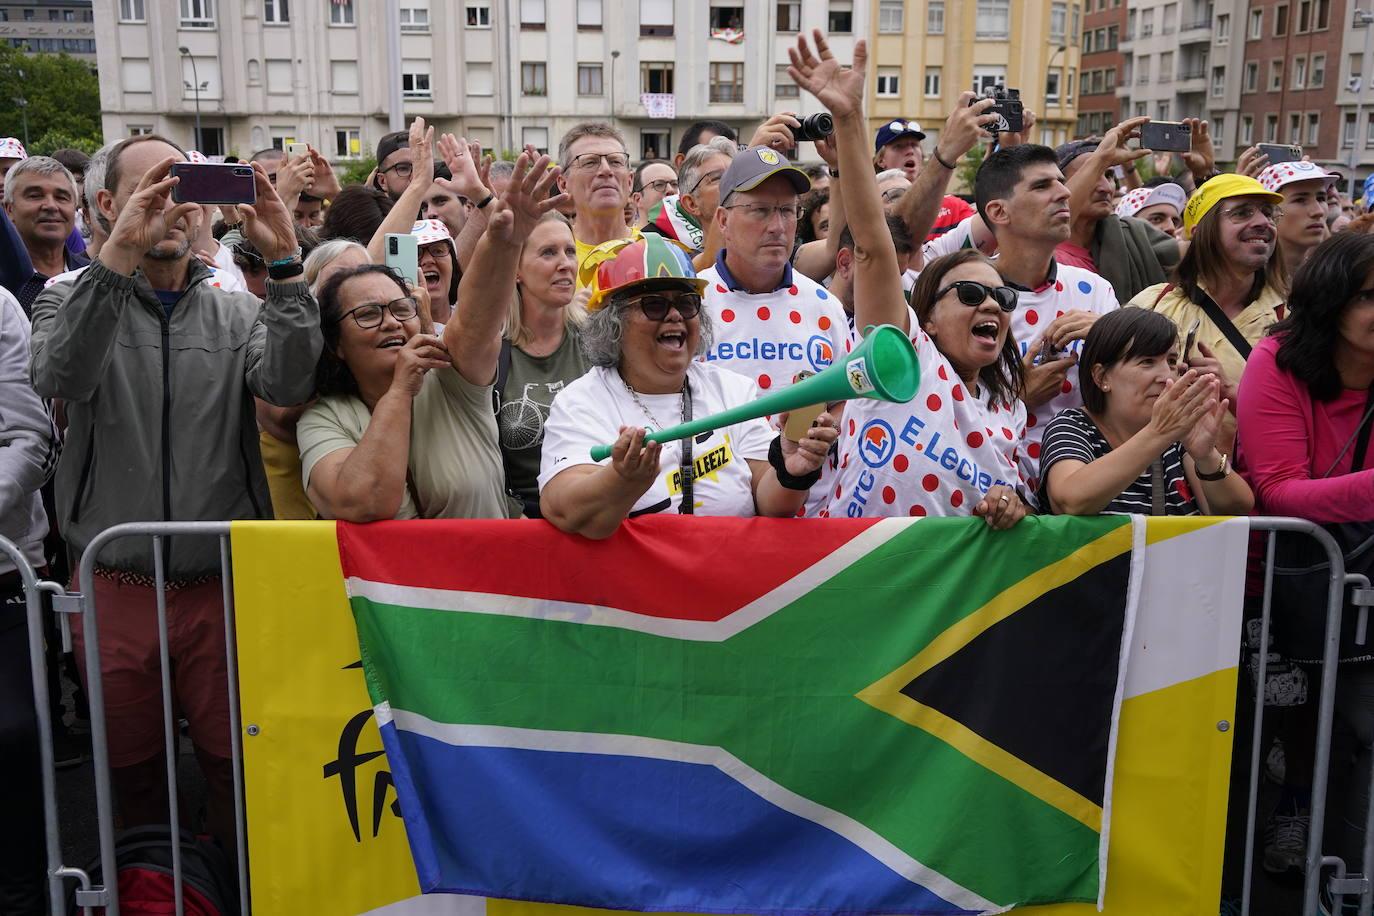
[1037,407,1200,516]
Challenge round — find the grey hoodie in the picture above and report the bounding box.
[0,286,54,575]
[29,258,321,578]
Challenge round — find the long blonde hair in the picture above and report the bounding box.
[505,211,587,347]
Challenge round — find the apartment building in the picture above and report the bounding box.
[0,0,96,60]
[866,0,1084,155]
[1076,0,1126,136]
[1116,0,1214,133]
[94,0,864,164]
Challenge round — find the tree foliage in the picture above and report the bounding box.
[0,43,101,151]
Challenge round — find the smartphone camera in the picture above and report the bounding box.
[970,86,1024,133]
[388,237,400,256]
[794,112,834,142]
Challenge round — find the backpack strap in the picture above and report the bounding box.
[1152,283,1175,308]
[1188,287,1254,361]
[492,338,514,415]
[1351,387,1374,473]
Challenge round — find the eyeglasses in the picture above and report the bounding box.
[620,291,703,321]
[724,203,801,223]
[881,187,908,203]
[418,241,451,261]
[935,280,1019,313]
[1219,202,1281,224]
[685,169,724,194]
[887,120,921,134]
[380,161,414,179]
[232,248,265,272]
[637,178,679,195]
[570,152,630,173]
[335,297,419,329]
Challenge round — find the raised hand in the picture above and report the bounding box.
[238,162,300,263]
[103,156,202,272]
[488,151,567,243]
[1180,118,1215,179]
[749,112,801,152]
[1236,145,1270,179]
[437,133,490,202]
[407,116,435,192]
[1147,369,1217,443]
[813,135,839,168]
[937,92,999,163]
[787,29,867,118]
[780,410,840,476]
[274,153,315,208]
[389,332,451,398]
[1181,386,1228,461]
[308,147,342,199]
[999,107,1038,148]
[1095,116,1152,169]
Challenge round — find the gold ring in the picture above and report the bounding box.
[998,495,1010,504]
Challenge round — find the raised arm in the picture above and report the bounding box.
[446,152,568,387]
[366,117,435,264]
[439,135,496,272]
[1068,117,1150,225]
[897,93,997,249]
[789,30,905,332]
[792,135,845,281]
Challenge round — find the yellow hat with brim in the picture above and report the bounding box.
[1182,174,1284,239]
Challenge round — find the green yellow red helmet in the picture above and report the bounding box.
[581,234,708,313]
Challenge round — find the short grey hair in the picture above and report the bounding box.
[83,141,118,233]
[4,156,79,205]
[679,137,738,197]
[875,168,910,185]
[488,160,515,181]
[581,294,714,368]
[557,122,628,171]
[303,239,369,292]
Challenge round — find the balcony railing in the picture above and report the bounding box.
[1179,68,1207,80]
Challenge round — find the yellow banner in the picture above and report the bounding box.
[233,518,1243,915]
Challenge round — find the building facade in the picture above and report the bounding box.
[1076,0,1126,136]
[93,0,865,163]
[0,0,95,60]
[1116,0,1214,131]
[866,0,1084,156]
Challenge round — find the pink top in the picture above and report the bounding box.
[1235,336,1374,524]
[1053,241,1096,272]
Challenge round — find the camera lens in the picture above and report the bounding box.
[794,112,834,143]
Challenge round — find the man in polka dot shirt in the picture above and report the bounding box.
[973,144,1119,494]
[698,146,854,513]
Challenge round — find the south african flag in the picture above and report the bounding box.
[350,516,1146,914]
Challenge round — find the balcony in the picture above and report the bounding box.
[1180,18,1212,42]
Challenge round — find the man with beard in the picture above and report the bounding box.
[1130,174,1286,447]
[28,134,321,854]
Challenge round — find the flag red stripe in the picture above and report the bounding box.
[337,517,880,622]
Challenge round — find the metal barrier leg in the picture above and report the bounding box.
[219,534,250,915]
[1241,533,1279,916]
[151,538,186,916]
[79,544,121,916]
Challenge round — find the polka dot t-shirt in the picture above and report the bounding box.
[827,309,1027,519]
[1009,263,1118,493]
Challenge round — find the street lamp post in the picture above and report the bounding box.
[13,66,28,147]
[178,46,203,150]
[1350,7,1374,201]
[610,50,621,124]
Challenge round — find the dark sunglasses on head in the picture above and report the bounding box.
[621,292,702,321]
[232,247,265,272]
[935,280,1018,313]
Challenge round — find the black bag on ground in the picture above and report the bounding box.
[72,825,238,915]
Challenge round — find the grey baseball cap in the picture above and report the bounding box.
[718,146,811,205]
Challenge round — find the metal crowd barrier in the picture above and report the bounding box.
[6,518,1372,916]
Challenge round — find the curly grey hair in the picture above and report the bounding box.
[581,294,714,369]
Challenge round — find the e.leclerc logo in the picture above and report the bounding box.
[806,335,835,371]
[858,419,896,468]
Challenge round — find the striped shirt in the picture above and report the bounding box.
[1037,408,1199,516]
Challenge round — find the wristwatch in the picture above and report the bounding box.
[1196,452,1230,481]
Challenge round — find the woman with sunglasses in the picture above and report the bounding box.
[1038,307,1252,516]
[538,235,838,538]
[296,152,564,521]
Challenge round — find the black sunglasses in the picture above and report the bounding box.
[935,280,1018,313]
[620,292,702,321]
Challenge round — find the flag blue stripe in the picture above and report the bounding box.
[380,721,977,915]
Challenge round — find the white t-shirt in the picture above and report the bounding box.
[1008,263,1118,491]
[210,240,248,291]
[539,362,775,518]
[698,260,855,515]
[43,263,247,294]
[828,311,1027,518]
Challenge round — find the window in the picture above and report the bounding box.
[1309,113,1321,146]
[927,0,945,33]
[330,59,358,93]
[1141,7,1153,35]
[976,0,1010,37]
[1045,71,1061,103]
[330,0,354,25]
[1311,54,1326,88]
[710,4,744,29]
[1367,113,1374,145]
[972,65,1007,94]
[263,0,288,22]
[1248,7,1262,38]
[1269,59,1284,91]
[1289,112,1302,144]
[523,127,549,155]
[710,62,744,103]
[1293,56,1307,89]
[828,0,853,33]
[1127,8,1136,38]
[1067,66,1075,100]
[266,58,292,93]
[1241,115,1253,145]
[1082,30,1093,53]
[269,129,296,151]
[1106,67,1116,90]
[120,58,152,93]
[1107,25,1119,48]
[578,0,602,27]
[1265,114,1279,143]
[21,8,32,20]
[778,1,801,31]
[579,63,604,95]
[466,62,494,96]
[180,0,215,26]
[522,62,547,95]
[1296,0,1329,32]
[879,0,903,32]
[1217,13,1229,42]
[1135,102,1147,117]
[1049,1,1066,40]
[129,125,154,136]
[119,0,145,21]
[400,6,430,31]
[641,61,674,94]
[641,130,670,160]
[924,66,941,97]
[1211,66,1226,96]
[402,61,431,98]
[1137,55,1151,85]
[1161,1,1175,32]
[1346,112,1358,147]
[335,128,361,158]
[1071,1,1080,41]
[1244,60,1258,92]
[1213,116,1225,146]
[181,55,221,99]
[521,0,545,28]
[196,128,224,159]
[1157,100,1171,120]
[465,1,490,26]
[876,67,900,97]
[1160,51,1174,82]
[775,64,799,98]
[641,0,673,35]
[1274,3,1288,35]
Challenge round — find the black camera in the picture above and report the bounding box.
[793,112,834,142]
[969,86,1024,134]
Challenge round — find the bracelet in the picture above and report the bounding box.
[1196,452,1230,481]
[828,169,838,178]
[768,436,822,491]
[268,248,302,268]
[933,150,958,171]
[267,261,304,281]
[475,194,494,210]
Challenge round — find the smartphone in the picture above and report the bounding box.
[1035,340,1063,365]
[286,142,309,158]
[170,163,257,206]
[1182,319,1201,363]
[384,233,418,285]
[1257,143,1303,165]
[1140,120,1192,153]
